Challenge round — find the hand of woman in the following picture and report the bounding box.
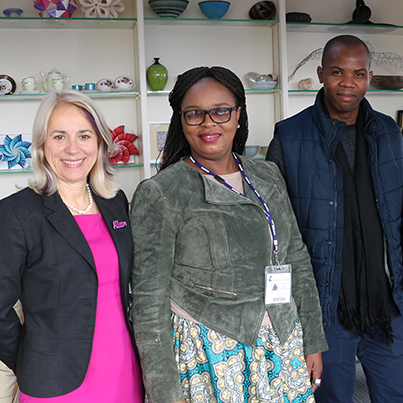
[305,352,323,392]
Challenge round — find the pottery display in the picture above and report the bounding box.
[148,0,189,18]
[3,8,23,17]
[0,75,16,95]
[79,0,125,18]
[246,71,278,89]
[21,77,37,91]
[249,1,276,20]
[371,75,403,90]
[245,145,259,158]
[146,58,168,91]
[298,77,315,90]
[286,12,311,23]
[40,68,69,92]
[198,1,230,19]
[34,0,77,18]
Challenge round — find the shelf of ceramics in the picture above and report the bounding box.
[0,91,140,101]
[144,17,279,28]
[147,88,281,95]
[0,16,136,29]
[0,163,144,175]
[289,89,403,95]
[286,22,402,36]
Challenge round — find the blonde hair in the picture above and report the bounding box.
[28,90,119,199]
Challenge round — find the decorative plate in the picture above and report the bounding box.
[0,75,16,95]
[114,76,135,91]
[97,78,114,92]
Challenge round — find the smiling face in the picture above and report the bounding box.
[44,104,99,191]
[317,43,372,124]
[181,78,241,172]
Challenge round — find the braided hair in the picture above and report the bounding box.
[158,66,249,171]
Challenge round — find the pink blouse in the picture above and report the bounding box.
[20,214,143,402]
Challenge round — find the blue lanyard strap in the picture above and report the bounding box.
[189,153,279,259]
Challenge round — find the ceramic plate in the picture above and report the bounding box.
[96,78,114,92]
[0,75,16,95]
[114,75,134,91]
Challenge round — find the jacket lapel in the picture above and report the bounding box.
[44,193,96,270]
[94,193,132,287]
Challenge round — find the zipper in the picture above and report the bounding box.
[194,283,237,296]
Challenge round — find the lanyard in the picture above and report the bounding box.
[189,152,279,261]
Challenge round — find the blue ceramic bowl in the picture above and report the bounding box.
[198,1,230,19]
[148,0,189,18]
[3,8,23,17]
[245,145,259,158]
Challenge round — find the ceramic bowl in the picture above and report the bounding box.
[249,80,277,89]
[370,75,403,90]
[148,0,189,18]
[198,1,230,19]
[245,145,259,158]
[249,1,276,20]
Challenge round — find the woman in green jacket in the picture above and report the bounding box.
[130,66,328,403]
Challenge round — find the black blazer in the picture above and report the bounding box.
[0,187,135,398]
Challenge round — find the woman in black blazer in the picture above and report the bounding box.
[0,91,143,402]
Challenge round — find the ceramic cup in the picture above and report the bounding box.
[21,77,37,91]
[72,84,83,91]
[52,79,65,91]
[85,83,96,91]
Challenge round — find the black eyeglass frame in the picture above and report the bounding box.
[180,106,238,126]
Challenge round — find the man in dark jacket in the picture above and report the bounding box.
[267,35,403,402]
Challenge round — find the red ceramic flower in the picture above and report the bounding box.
[109,125,139,165]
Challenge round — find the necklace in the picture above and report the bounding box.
[61,183,93,215]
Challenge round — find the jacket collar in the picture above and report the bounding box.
[313,88,377,141]
[179,156,276,207]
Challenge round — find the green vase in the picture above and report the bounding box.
[146,58,168,91]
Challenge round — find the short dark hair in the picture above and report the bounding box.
[159,66,249,171]
[321,35,371,68]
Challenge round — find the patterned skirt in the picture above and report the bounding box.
[172,313,315,403]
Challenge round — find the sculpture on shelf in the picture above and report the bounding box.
[0,134,31,169]
[33,0,77,18]
[298,78,315,90]
[346,0,395,26]
[79,0,125,18]
[108,126,139,165]
[288,42,403,82]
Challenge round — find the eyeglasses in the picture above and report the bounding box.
[180,106,238,126]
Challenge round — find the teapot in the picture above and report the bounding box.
[40,67,69,92]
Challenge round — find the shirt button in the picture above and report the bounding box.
[329,201,334,205]
[327,241,332,245]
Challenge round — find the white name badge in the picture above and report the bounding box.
[265,264,292,305]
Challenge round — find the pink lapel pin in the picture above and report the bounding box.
[113,220,127,230]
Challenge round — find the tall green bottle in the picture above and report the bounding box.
[146,58,168,91]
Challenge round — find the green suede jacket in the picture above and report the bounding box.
[131,156,328,403]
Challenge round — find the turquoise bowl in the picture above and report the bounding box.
[148,0,189,18]
[198,1,230,19]
[245,145,259,158]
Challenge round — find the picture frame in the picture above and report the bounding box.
[149,121,169,163]
[397,110,403,134]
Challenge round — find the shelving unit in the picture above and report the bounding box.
[0,0,288,197]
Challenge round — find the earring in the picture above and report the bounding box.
[237,124,240,129]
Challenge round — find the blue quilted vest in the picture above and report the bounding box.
[275,89,403,329]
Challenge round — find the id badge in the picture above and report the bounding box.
[265,264,292,305]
